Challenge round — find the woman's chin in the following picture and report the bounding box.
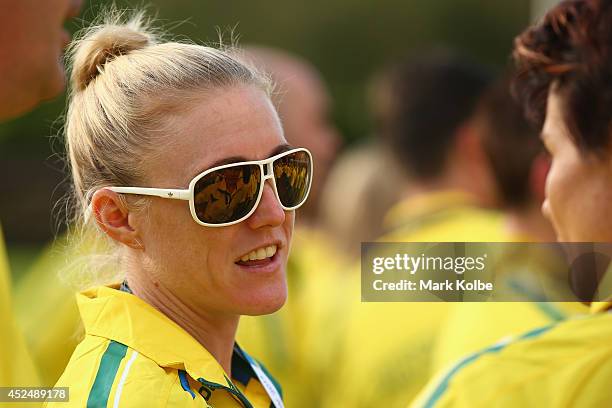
[240,287,288,316]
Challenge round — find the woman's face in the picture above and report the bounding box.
[541,89,612,242]
[134,85,293,316]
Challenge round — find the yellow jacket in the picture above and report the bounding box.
[0,226,40,388]
[14,233,85,386]
[322,191,510,408]
[413,301,612,407]
[380,191,587,401]
[47,285,283,408]
[432,301,588,373]
[381,191,505,242]
[431,241,588,372]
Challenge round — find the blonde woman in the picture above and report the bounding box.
[47,12,312,408]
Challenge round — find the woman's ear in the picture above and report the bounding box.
[530,152,551,204]
[91,189,144,249]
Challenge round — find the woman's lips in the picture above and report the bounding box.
[235,251,281,273]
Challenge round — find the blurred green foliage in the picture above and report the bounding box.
[0,0,530,245]
[0,0,529,153]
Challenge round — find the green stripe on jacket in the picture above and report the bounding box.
[87,340,128,408]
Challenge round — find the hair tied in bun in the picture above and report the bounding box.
[69,12,154,91]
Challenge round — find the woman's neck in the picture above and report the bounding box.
[127,278,239,377]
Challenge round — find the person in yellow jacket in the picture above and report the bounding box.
[321,54,512,408]
[431,76,589,373]
[48,11,315,407]
[326,191,510,408]
[0,0,82,389]
[413,0,612,405]
[17,45,346,403]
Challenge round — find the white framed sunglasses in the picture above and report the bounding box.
[107,148,313,227]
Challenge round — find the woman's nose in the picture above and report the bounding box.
[246,180,286,229]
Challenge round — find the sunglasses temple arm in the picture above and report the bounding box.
[107,186,190,201]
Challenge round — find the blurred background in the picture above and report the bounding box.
[0,0,554,281]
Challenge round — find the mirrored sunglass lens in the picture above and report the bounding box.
[193,164,261,224]
[273,151,311,208]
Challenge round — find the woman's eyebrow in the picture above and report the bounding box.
[192,144,294,177]
[269,143,293,157]
[210,144,293,168]
[209,155,249,168]
[189,156,247,178]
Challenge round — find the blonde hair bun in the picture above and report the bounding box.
[70,14,155,91]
